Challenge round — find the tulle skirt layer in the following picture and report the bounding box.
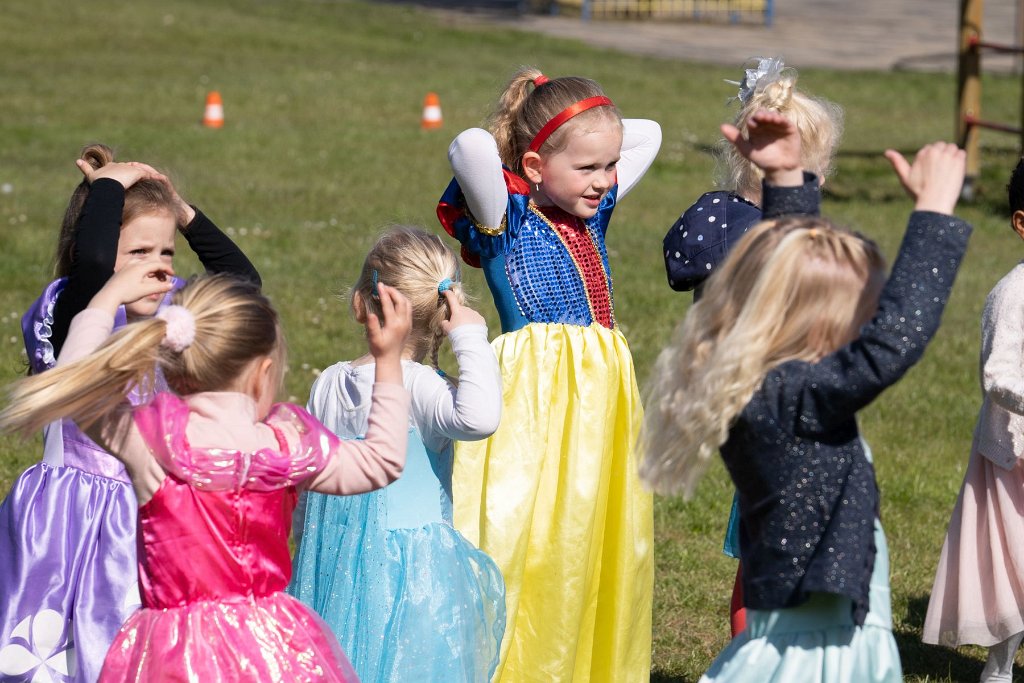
[454,323,654,682]
[924,451,1024,647]
[290,488,505,683]
[701,521,901,683]
[0,462,139,683]
[99,591,356,682]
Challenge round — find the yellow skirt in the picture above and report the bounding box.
[454,323,653,682]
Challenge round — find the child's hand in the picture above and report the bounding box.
[366,284,412,384]
[721,109,803,187]
[76,159,160,190]
[76,160,197,223]
[88,261,175,316]
[440,291,485,334]
[884,142,966,215]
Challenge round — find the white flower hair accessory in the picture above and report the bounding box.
[726,56,787,104]
[156,305,196,353]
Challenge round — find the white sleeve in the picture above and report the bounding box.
[448,128,508,230]
[414,324,501,446]
[982,275,1024,414]
[616,119,662,200]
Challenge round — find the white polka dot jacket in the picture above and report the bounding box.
[662,173,820,294]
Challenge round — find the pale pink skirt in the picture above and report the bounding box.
[923,450,1024,647]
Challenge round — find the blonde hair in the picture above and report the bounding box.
[720,69,844,202]
[639,216,886,497]
[488,66,622,177]
[0,275,285,437]
[352,226,464,372]
[54,144,187,278]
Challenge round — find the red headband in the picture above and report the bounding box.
[527,96,615,153]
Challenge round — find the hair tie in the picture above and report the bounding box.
[437,278,453,294]
[528,96,615,153]
[533,74,550,87]
[156,305,196,353]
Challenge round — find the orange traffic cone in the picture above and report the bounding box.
[203,91,224,128]
[421,92,442,129]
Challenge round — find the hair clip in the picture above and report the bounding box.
[437,278,453,294]
[725,56,786,105]
[371,269,380,299]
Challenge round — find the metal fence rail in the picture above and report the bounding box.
[541,0,772,24]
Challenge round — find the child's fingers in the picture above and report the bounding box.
[442,290,461,315]
[884,149,912,189]
[720,123,743,147]
[75,159,94,181]
[376,284,397,323]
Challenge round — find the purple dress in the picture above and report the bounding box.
[0,278,179,683]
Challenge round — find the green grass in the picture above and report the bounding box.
[1,1,1022,680]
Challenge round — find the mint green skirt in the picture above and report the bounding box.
[700,520,901,683]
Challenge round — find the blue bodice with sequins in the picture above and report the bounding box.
[438,172,618,334]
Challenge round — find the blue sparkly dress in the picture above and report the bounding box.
[289,345,506,683]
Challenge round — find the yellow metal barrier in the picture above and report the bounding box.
[540,0,772,24]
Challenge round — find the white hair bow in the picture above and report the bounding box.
[725,57,786,104]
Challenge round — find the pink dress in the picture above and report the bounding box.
[99,393,358,681]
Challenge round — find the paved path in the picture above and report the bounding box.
[425,0,1022,72]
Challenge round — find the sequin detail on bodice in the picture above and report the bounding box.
[507,203,615,329]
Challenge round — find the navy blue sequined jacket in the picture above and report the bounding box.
[721,190,972,625]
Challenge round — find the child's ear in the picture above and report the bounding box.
[1012,210,1024,241]
[522,151,543,184]
[352,291,368,323]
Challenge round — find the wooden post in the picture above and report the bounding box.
[958,0,983,199]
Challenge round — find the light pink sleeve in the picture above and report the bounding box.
[57,308,166,501]
[56,308,116,366]
[304,381,411,495]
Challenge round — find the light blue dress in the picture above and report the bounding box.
[288,353,505,683]
[702,442,902,683]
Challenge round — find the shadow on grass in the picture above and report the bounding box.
[650,671,697,683]
[897,594,983,682]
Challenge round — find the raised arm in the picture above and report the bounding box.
[786,143,971,435]
[180,208,261,286]
[305,284,414,494]
[616,119,662,199]
[57,262,178,502]
[50,179,125,356]
[304,381,411,494]
[448,128,508,230]
[417,292,501,443]
[724,109,819,219]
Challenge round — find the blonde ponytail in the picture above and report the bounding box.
[353,226,465,374]
[0,275,284,440]
[0,318,165,436]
